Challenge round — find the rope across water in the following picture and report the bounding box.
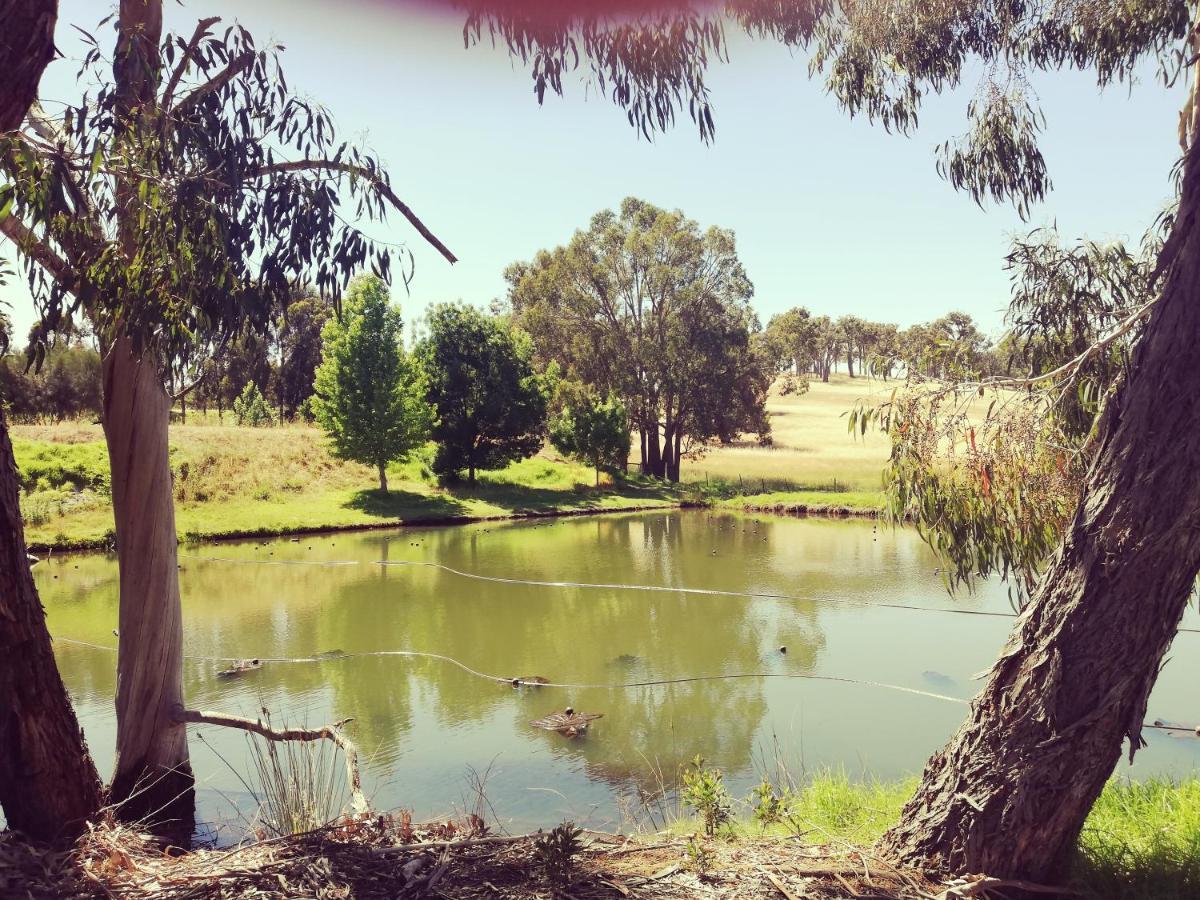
[48,552,1200,732]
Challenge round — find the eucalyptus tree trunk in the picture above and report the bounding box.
[0,405,103,841]
[101,0,194,833]
[879,129,1200,883]
[0,0,57,132]
[102,337,193,832]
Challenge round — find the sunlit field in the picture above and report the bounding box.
[682,373,893,492]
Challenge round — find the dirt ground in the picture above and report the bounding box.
[0,815,1041,899]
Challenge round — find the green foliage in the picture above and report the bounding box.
[312,276,430,490]
[533,821,583,894]
[232,383,274,428]
[507,197,768,480]
[3,14,450,382]
[0,344,102,423]
[680,756,733,837]
[549,391,630,484]
[416,303,549,484]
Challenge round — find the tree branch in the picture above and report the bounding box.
[161,16,222,113]
[251,159,458,264]
[0,215,80,295]
[175,707,367,814]
[171,50,257,120]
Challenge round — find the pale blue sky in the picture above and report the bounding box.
[5,0,1186,339]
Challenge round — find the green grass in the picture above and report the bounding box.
[660,773,1200,899]
[10,375,899,548]
[12,422,683,549]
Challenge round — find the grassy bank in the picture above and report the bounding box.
[12,375,892,549]
[13,422,684,550]
[657,773,1200,899]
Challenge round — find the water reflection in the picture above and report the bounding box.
[38,510,1200,833]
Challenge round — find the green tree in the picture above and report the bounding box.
[273,290,331,421]
[550,391,630,485]
[0,6,454,827]
[506,197,766,480]
[312,276,430,493]
[417,303,549,484]
[231,382,273,427]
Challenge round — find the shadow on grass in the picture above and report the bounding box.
[344,488,469,520]
[344,476,681,522]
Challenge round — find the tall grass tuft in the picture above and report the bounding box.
[1071,777,1200,899]
[245,715,348,837]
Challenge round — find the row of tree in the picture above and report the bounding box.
[309,275,630,490]
[763,309,997,383]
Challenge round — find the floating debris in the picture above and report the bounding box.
[609,654,642,667]
[530,707,602,738]
[510,676,549,687]
[317,649,348,659]
[217,658,263,678]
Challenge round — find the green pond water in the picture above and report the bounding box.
[36,510,1200,837]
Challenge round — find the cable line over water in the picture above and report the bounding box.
[177,553,1200,634]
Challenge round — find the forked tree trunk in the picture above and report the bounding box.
[0,405,103,841]
[878,138,1200,883]
[102,338,193,833]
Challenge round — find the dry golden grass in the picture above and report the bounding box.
[686,374,893,492]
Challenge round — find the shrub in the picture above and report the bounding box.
[233,382,274,427]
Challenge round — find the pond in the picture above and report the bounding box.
[37,510,1200,839]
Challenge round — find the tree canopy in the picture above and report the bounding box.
[507,196,768,480]
[312,275,429,492]
[416,303,550,484]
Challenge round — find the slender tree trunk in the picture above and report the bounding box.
[102,337,194,834]
[378,462,388,493]
[468,463,475,485]
[671,428,682,482]
[639,426,647,472]
[180,392,186,423]
[879,134,1200,883]
[0,405,103,842]
[846,352,854,378]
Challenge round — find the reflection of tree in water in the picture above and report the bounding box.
[40,511,843,811]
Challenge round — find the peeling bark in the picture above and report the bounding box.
[102,337,193,834]
[0,404,102,841]
[878,134,1200,882]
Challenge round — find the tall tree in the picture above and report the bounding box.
[417,303,549,485]
[507,197,766,480]
[274,289,331,420]
[312,275,429,492]
[0,5,454,828]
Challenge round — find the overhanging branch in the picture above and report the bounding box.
[251,159,458,264]
[0,214,81,296]
[176,707,368,814]
[171,50,257,120]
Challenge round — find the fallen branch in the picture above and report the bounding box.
[175,707,367,813]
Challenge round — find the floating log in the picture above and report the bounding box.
[217,658,263,678]
[530,707,602,737]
